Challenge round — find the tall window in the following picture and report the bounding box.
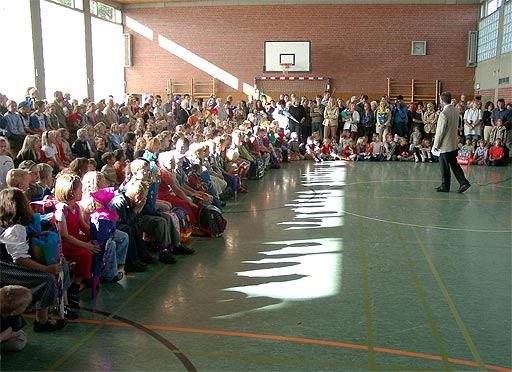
[91,17,124,100]
[502,2,512,54]
[478,11,500,62]
[41,0,88,100]
[0,1,35,99]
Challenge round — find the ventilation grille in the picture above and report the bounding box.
[467,30,478,67]
[123,33,132,67]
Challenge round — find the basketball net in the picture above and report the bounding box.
[281,63,291,76]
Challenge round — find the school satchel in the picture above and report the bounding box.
[171,206,192,243]
[198,205,227,238]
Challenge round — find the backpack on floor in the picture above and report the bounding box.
[171,206,192,243]
[198,205,227,238]
[248,158,265,179]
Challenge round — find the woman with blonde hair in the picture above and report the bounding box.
[323,97,339,140]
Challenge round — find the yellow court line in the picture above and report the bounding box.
[355,180,376,371]
[392,220,452,370]
[411,227,487,371]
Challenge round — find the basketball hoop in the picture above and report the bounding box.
[280,63,291,76]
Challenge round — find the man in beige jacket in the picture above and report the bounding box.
[433,92,471,193]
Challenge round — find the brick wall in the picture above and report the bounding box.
[475,89,496,103]
[497,87,512,103]
[124,4,478,102]
[475,88,512,103]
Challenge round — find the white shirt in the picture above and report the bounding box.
[42,144,58,160]
[0,154,14,189]
[0,225,30,262]
[463,108,483,136]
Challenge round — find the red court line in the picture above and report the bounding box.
[67,318,511,372]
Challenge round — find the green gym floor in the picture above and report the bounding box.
[2,160,511,372]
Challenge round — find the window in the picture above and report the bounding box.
[46,0,83,10]
[502,1,512,53]
[478,10,500,61]
[90,0,121,23]
[481,0,503,18]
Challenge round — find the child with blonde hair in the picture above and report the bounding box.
[54,173,98,308]
[36,163,54,197]
[340,139,356,161]
[419,138,434,162]
[355,136,371,161]
[6,169,29,191]
[15,134,40,167]
[0,137,14,189]
[0,285,32,351]
[41,130,65,171]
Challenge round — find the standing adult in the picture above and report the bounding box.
[392,95,408,137]
[310,95,325,140]
[433,92,471,193]
[462,99,483,141]
[103,97,119,126]
[53,91,68,129]
[288,98,307,143]
[323,97,339,141]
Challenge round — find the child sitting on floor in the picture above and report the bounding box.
[487,138,505,166]
[472,139,488,165]
[396,137,413,161]
[319,137,335,161]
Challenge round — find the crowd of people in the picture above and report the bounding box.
[0,86,510,350]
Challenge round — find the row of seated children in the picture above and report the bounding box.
[457,138,507,166]
[289,130,436,163]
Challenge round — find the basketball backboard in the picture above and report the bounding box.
[264,41,311,73]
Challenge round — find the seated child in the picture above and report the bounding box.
[41,131,65,171]
[36,163,54,198]
[100,152,118,187]
[355,136,371,161]
[370,133,383,161]
[472,139,488,165]
[6,169,29,192]
[94,137,107,171]
[303,135,321,162]
[54,173,97,308]
[419,138,433,162]
[113,149,127,185]
[0,136,14,189]
[396,137,413,161]
[487,138,505,166]
[287,132,304,161]
[457,137,475,165]
[340,139,356,161]
[1,285,32,351]
[383,133,397,161]
[319,138,335,161]
[18,160,43,201]
[409,138,422,163]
